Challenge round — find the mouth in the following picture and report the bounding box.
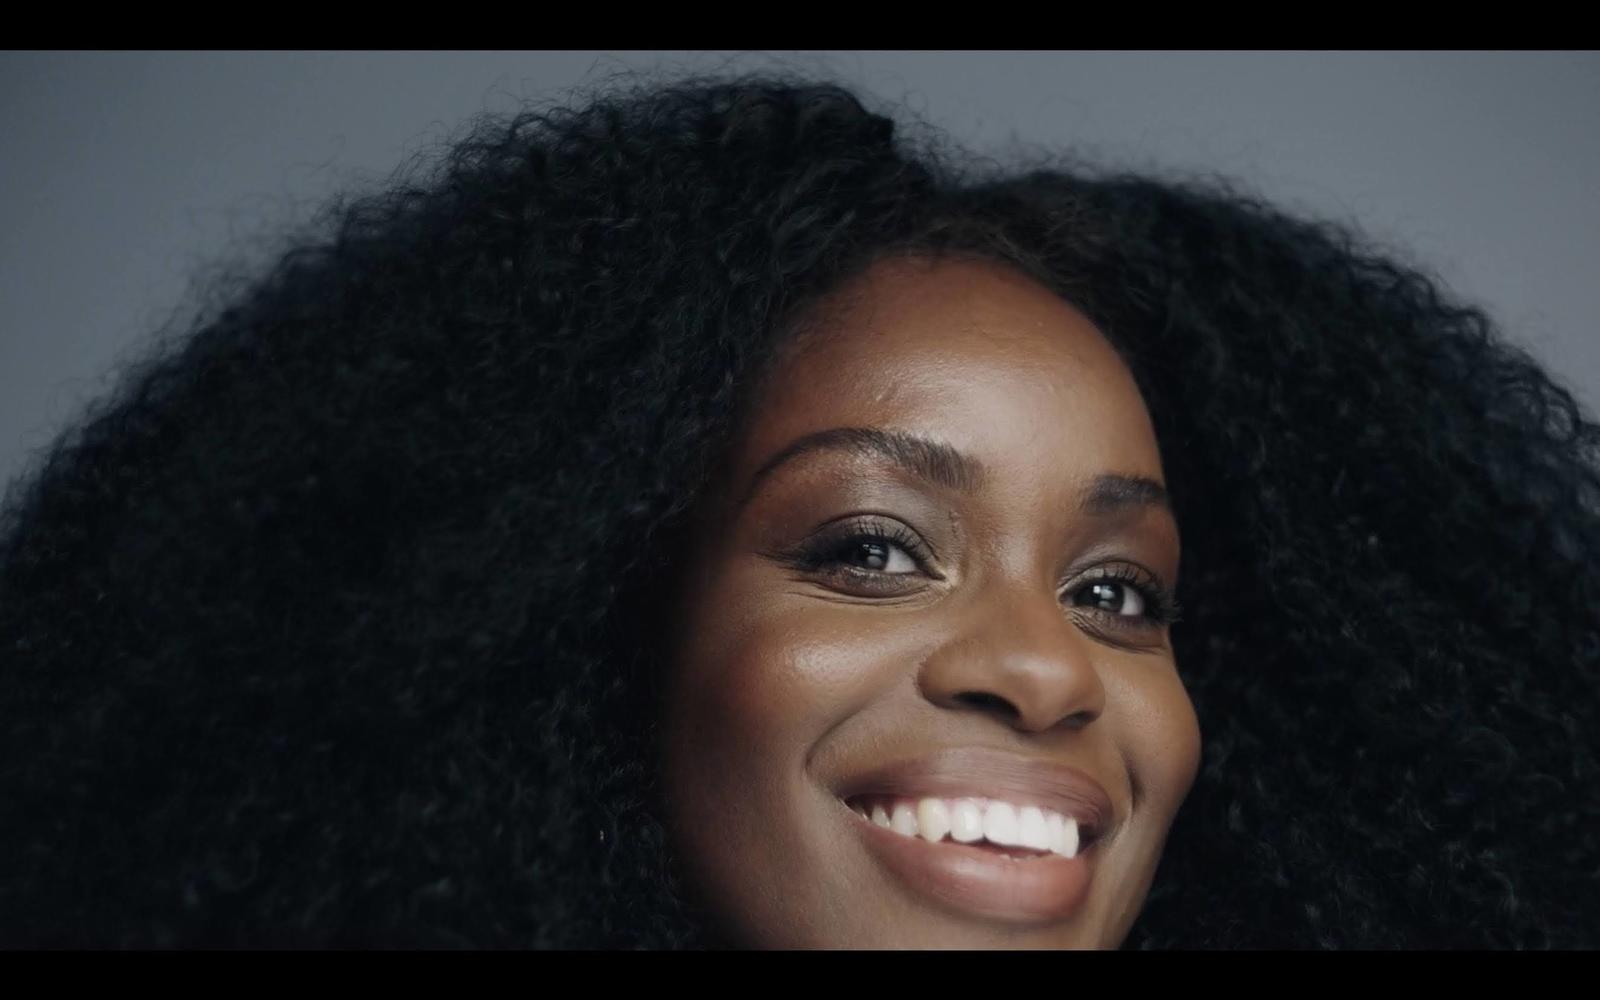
[842,792,1103,859]
[832,748,1115,924]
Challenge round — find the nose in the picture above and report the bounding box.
[916,583,1106,734]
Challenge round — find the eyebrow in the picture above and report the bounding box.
[738,425,1173,518]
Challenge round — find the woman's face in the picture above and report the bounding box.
[661,257,1200,949]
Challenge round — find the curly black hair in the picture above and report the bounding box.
[1,73,1595,949]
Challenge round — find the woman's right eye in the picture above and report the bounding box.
[831,536,919,574]
[783,516,937,586]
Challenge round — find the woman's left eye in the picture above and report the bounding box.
[1071,579,1146,617]
[1065,567,1182,630]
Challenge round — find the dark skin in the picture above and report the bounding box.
[661,257,1201,948]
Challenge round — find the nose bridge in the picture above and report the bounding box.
[918,574,1105,733]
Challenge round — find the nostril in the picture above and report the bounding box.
[955,691,1019,720]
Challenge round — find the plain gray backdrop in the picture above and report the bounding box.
[3,51,1597,497]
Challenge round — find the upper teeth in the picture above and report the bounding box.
[855,796,1081,859]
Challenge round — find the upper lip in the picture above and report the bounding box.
[834,746,1116,845]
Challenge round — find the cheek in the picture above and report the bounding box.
[667,579,900,768]
[1114,667,1203,816]
[659,567,915,945]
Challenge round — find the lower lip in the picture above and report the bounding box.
[845,802,1097,924]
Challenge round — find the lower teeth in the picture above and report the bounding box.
[975,842,1051,859]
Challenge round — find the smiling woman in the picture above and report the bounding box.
[662,258,1198,947]
[0,74,1596,948]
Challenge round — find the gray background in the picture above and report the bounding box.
[3,51,1597,497]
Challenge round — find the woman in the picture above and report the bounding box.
[0,74,1594,948]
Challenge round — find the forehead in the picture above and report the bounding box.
[736,256,1163,498]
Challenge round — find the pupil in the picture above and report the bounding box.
[1088,582,1119,608]
[856,540,888,570]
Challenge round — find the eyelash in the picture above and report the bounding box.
[787,518,1183,630]
[788,517,937,588]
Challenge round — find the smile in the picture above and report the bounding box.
[845,794,1090,858]
[832,748,1116,924]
